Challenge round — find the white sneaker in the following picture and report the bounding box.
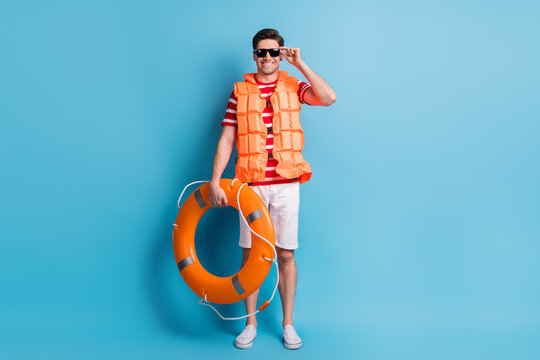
[283,325,302,349]
[234,325,257,349]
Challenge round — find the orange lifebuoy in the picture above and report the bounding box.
[173,179,276,304]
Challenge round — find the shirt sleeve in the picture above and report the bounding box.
[221,90,238,127]
[297,80,311,105]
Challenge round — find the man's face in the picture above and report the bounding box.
[253,39,283,76]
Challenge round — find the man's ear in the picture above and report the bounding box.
[279,53,284,61]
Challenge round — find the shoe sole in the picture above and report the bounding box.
[284,341,302,350]
[234,338,255,349]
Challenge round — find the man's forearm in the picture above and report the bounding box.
[295,60,336,105]
[210,132,235,185]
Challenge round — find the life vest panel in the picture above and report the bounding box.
[234,70,312,184]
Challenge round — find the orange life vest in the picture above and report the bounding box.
[234,70,312,184]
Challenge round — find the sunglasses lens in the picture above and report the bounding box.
[268,49,280,57]
[255,49,267,57]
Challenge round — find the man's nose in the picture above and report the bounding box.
[264,52,272,60]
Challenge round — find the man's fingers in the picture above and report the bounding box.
[279,47,292,56]
[219,193,228,207]
[212,200,226,208]
[210,192,226,207]
[279,47,298,56]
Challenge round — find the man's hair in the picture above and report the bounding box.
[252,28,284,49]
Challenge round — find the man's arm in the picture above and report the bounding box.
[209,125,236,207]
[280,47,337,106]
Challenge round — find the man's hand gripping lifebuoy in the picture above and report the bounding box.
[210,181,228,208]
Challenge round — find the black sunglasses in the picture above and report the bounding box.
[254,48,281,58]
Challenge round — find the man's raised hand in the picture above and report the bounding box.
[280,47,303,67]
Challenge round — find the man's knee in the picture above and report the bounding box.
[277,248,295,264]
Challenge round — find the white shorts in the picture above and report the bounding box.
[239,182,300,250]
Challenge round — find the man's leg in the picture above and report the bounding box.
[242,247,260,327]
[234,247,260,349]
[276,246,297,327]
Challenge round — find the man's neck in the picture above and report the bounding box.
[255,70,279,84]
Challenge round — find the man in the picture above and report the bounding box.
[209,28,336,349]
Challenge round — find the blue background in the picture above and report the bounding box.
[1,0,539,359]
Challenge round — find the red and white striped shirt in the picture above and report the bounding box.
[222,78,311,186]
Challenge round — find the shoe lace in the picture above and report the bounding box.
[284,326,299,340]
[243,326,256,335]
